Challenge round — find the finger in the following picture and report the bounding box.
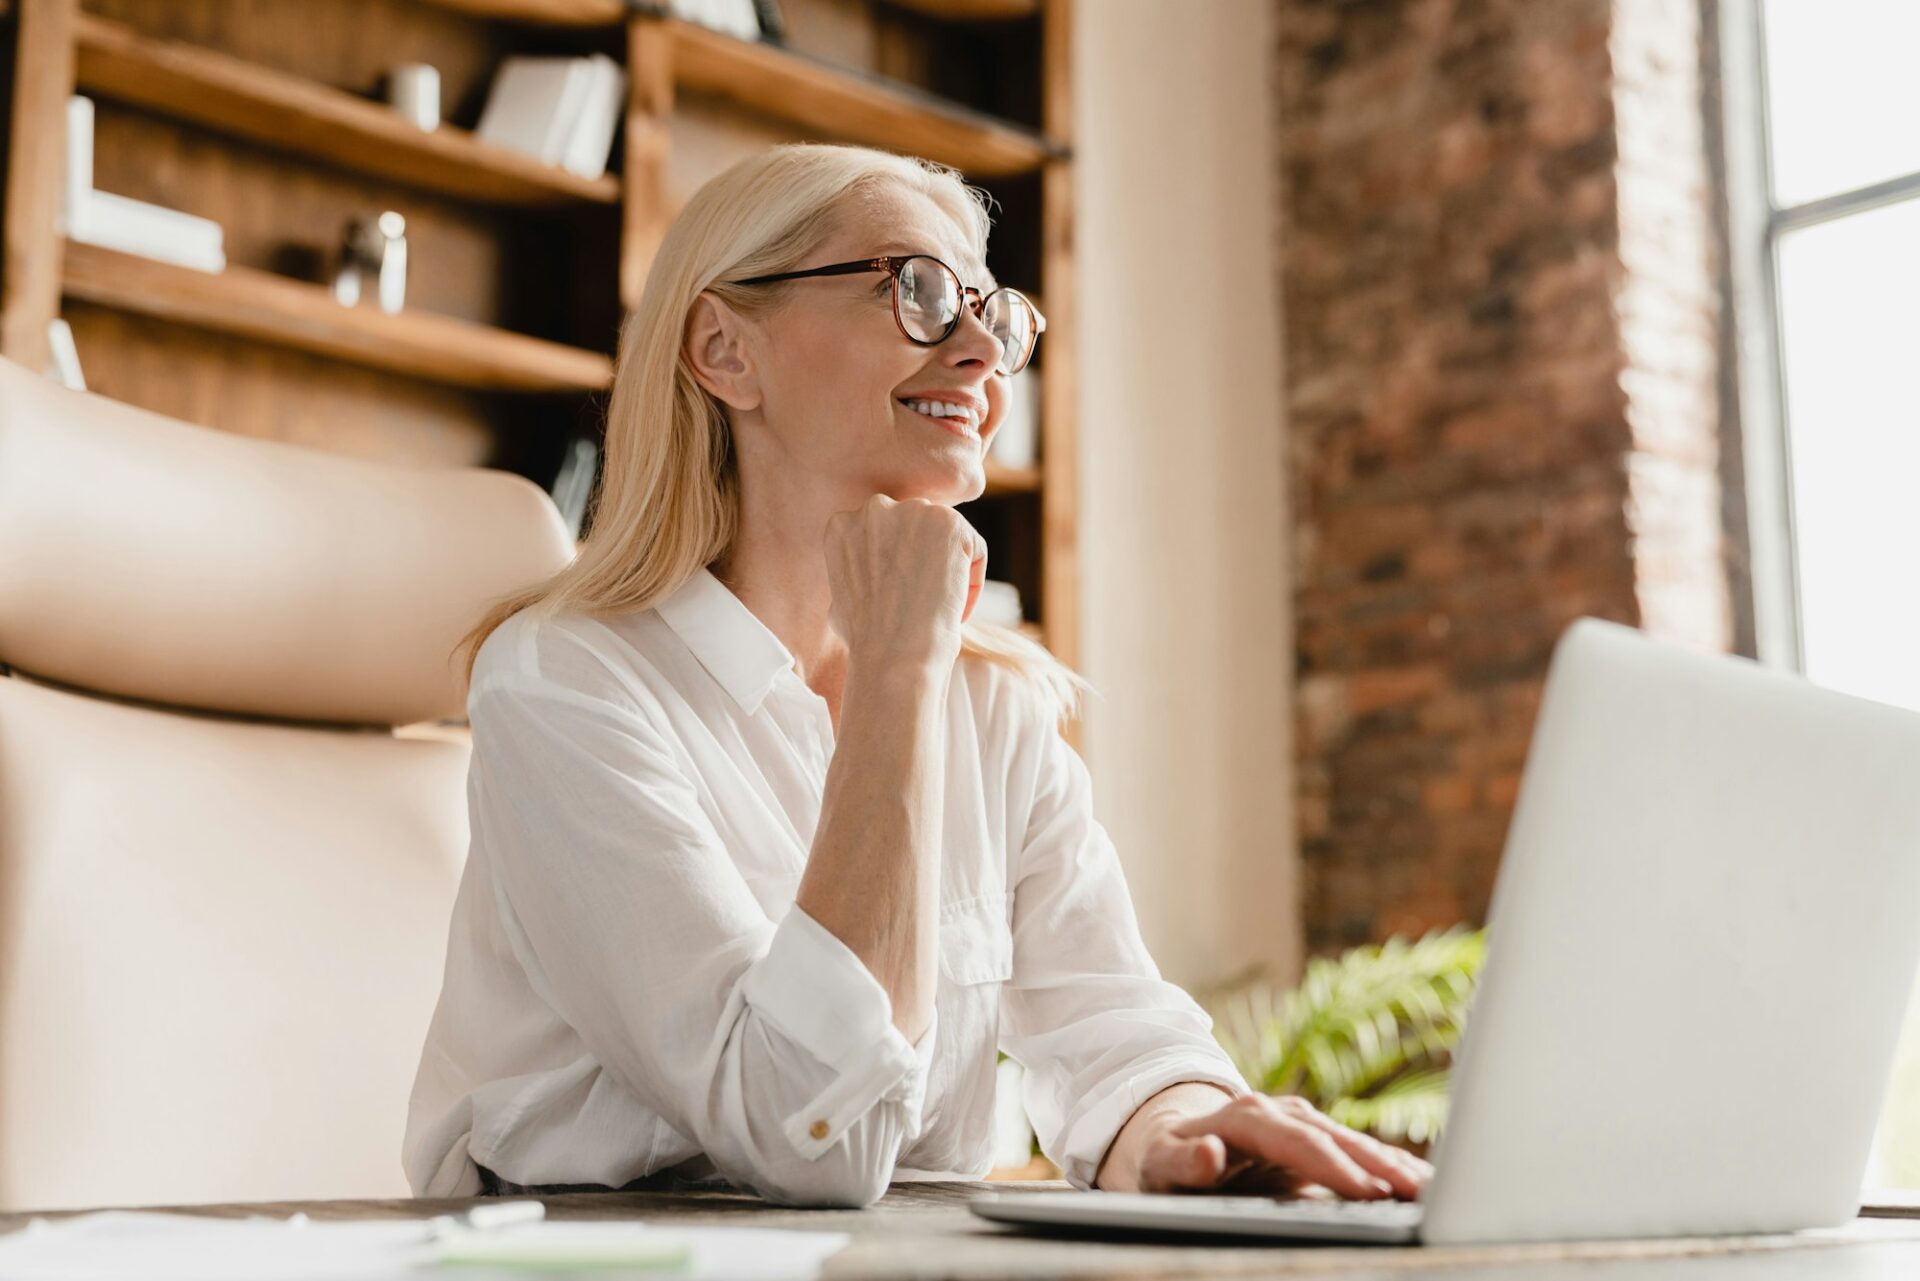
[1174,1097,1432,1199]
[961,533,987,624]
[1283,1107,1433,1199]
[1169,1107,1393,1201]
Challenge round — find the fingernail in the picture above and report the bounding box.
[1372,1178,1394,1195]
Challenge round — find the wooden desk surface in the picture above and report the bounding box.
[6,1180,1920,1279]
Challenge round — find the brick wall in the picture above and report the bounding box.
[1278,0,1735,953]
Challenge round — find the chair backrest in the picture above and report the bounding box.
[0,355,575,1212]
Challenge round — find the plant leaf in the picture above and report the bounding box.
[1200,926,1487,1140]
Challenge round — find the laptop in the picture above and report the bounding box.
[974,617,1920,1246]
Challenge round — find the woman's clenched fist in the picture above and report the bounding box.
[823,494,987,672]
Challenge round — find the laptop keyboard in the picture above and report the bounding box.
[1095,1192,1424,1224]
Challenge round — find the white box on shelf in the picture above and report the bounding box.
[387,62,441,131]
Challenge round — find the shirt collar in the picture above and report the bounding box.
[654,566,796,716]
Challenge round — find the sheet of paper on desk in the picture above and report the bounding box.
[0,1210,850,1280]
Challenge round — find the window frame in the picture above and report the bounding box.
[1719,0,1920,674]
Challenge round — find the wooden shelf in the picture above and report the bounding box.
[982,460,1041,495]
[61,242,613,394]
[421,0,1041,29]
[410,0,628,23]
[881,0,1041,18]
[73,13,620,208]
[639,9,1062,177]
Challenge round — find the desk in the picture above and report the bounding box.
[5,1180,1920,1279]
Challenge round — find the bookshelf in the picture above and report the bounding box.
[0,0,1079,706]
[650,11,1058,176]
[71,13,622,206]
[61,242,616,392]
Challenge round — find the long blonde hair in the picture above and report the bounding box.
[454,142,1090,727]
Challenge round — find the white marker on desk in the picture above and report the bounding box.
[439,1200,548,1233]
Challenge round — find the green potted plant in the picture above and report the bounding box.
[1198,927,1487,1150]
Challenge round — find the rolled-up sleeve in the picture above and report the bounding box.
[468,671,936,1207]
[997,707,1252,1191]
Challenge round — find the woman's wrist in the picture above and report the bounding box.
[845,649,948,698]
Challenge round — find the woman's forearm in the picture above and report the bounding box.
[793,654,948,1043]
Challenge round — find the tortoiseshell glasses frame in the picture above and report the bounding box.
[726,254,1047,376]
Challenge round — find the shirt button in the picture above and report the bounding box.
[809,1119,829,1140]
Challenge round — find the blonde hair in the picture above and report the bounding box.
[454,142,1090,727]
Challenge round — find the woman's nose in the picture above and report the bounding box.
[945,303,1002,366]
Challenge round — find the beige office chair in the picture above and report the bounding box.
[0,354,575,1213]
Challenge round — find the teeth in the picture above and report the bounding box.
[901,398,978,429]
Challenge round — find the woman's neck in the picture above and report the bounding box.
[711,508,848,703]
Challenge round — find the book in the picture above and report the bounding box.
[673,0,761,39]
[479,54,625,179]
[723,0,762,38]
[64,95,93,229]
[44,318,85,390]
[62,92,226,273]
[559,54,626,180]
[69,189,226,273]
[750,0,788,44]
[477,56,592,166]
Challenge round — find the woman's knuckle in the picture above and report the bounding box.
[1300,1128,1345,1158]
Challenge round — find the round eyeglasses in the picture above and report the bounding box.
[726,254,1047,377]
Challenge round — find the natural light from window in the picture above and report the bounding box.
[1761,0,1920,1190]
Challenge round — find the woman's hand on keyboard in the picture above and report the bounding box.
[1136,1093,1432,1201]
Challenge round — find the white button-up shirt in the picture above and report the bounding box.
[403,566,1250,1206]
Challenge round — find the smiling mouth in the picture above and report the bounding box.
[896,400,981,440]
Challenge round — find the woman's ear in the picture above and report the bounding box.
[684,291,763,412]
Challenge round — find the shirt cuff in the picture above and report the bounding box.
[1057,1053,1253,1191]
[741,902,940,1161]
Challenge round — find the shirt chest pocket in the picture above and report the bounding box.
[939,892,1014,987]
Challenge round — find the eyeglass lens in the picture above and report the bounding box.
[895,257,1038,375]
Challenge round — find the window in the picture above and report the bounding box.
[1725,0,1920,1189]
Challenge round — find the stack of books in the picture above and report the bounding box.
[61,96,225,273]
[476,54,627,181]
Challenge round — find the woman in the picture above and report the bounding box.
[402,142,1431,1209]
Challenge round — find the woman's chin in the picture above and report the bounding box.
[880,459,985,505]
